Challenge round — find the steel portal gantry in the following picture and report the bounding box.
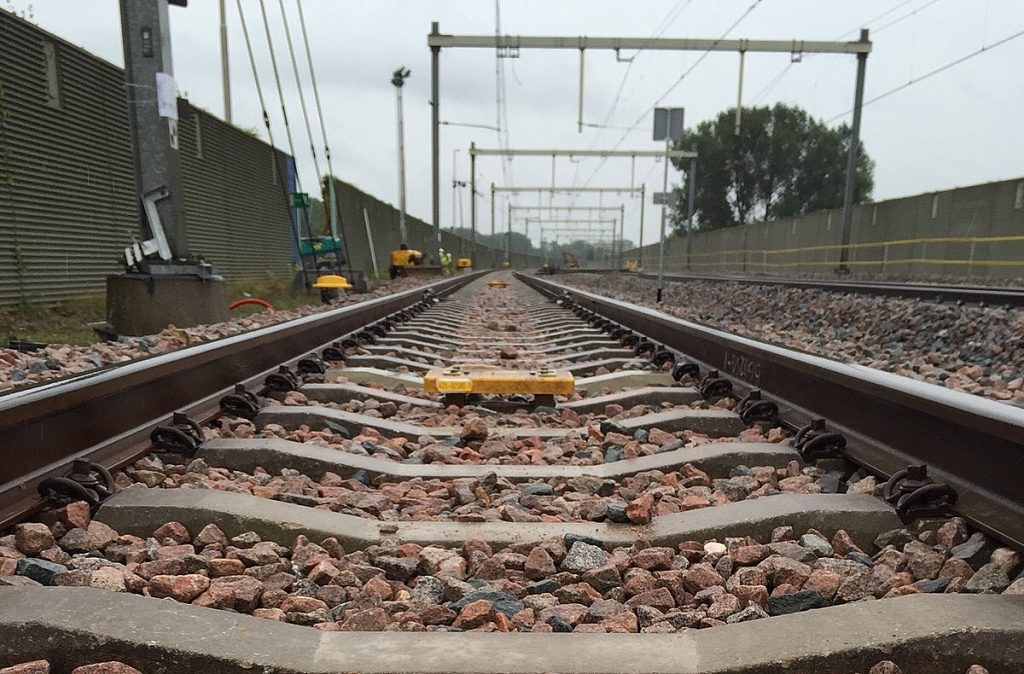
[490,185,642,267]
[430,24,871,270]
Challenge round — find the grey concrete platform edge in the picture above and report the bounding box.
[96,489,898,551]
[2,590,1022,674]
[199,437,799,482]
[255,405,746,440]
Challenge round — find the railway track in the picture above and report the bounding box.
[554,268,1024,307]
[1,271,1023,674]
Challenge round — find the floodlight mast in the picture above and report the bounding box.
[392,66,411,243]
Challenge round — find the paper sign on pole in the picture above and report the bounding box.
[155,72,178,120]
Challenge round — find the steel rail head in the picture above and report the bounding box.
[518,272,1024,549]
[0,273,485,529]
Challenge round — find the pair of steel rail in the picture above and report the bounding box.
[2,270,1021,553]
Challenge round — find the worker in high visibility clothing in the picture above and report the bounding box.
[439,248,454,276]
[389,243,424,279]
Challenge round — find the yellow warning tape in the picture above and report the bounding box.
[679,233,1024,260]
[654,232,1024,270]
[678,258,1024,269]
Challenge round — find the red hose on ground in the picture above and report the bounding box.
[228,297,273,312]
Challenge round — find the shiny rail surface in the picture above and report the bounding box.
[0,273,483,528]
[520,272,1024,549]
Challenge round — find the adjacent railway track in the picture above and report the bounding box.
[643,271,1024,306]
[555,268,1024,306]
[1,271,1022,674]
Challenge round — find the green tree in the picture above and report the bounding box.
[672,104,873,231]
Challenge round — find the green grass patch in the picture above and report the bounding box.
[2,273,320,346]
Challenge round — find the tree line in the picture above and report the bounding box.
[669,104,873,232]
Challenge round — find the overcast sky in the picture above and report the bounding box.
[12,0,1024,247]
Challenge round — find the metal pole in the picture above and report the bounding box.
[394,83,408,243]
[839,28,869,273]
[220,0,231,123]
[470,142,477,261]
[619,204,625,268]
[577,47,585,134]
[657,139,669,303]
[638,184,646,269]
[430,21,442,262]
[362,207,379,278]
[686,156,696,270]
[506,202,512,263]
[734,50,745,135]
[452,148,460,257]
[119,0,190,259]
[548,155,555,262]
[490,184,496,268]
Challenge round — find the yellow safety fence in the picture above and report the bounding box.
[661,233,1024,270]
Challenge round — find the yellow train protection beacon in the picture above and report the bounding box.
[311,275,353,289]
[423,364,575,407]
[311,274,353,303]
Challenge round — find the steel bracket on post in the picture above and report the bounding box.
[124,187,174,269]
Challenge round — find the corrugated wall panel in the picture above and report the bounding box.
[0,10,295,307]
[0,11,136,305]
[179,105,295,280]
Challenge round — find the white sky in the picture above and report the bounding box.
[12,0,1024,247]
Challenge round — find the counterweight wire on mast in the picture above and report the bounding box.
[285,0,353,275]
[235,0,309,283]
[277,0,322,187]
[295,0,335,178]
[257,0,321,275]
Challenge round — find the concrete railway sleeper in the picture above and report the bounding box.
[1,272,1022,674]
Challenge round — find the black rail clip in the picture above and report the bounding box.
[150,411,205,456]
[38,459,115,510]
[698,370,734,400]
[737,390,780,425]
[219,384,262,420]
[297,354,327,374]
[883,464,959,522]
[792,418,846,460]
[672,361,701,382]
[633,340,658,359]
[650,349,676,368]
[321,341,346,362]
[265,365,300,392]
[354,329,378,345]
